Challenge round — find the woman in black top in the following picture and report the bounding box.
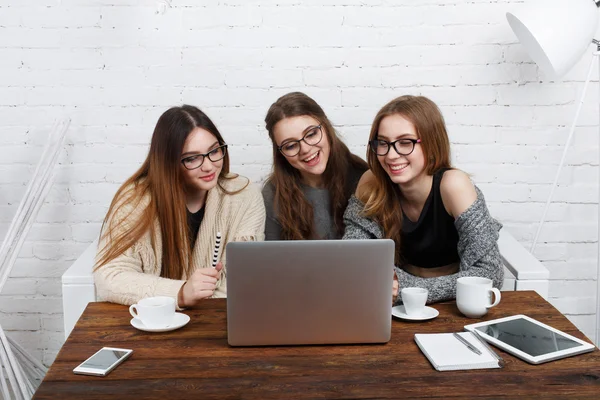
[343,95,503,304]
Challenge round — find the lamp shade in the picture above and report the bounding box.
[506,0,600,79]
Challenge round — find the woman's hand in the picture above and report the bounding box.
[392,272,399,304]
[178,262,223,307]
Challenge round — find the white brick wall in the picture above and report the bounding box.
[0,0,598,366]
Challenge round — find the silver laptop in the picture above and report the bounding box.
[226,239,394,346]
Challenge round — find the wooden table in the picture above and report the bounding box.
[34,291,600,399]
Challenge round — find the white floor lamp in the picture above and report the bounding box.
[506,0,600,345]
[0,118,70,399]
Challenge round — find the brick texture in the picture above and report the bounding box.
[0,0,598,366]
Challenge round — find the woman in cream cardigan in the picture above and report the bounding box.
[94,105,265,308]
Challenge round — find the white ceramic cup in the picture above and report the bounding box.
[129,296,176,328]
[401,287,428,317]
[456,277,501,318]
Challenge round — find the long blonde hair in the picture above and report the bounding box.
[95,105,238,279]
[359,95,452,263]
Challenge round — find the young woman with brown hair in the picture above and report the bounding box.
[343,95,503,303]
[94,105,265,308]
[263,92,368,240]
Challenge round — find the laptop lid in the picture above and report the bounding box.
[226,239,394,346]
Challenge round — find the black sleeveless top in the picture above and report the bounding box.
[400,169,459,268]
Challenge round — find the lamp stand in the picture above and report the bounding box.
[596,42,600,347]
[529,44,600,346]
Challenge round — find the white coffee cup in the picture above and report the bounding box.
[456,277,501,318]
[129,296,176,328]
[401,287,428,317]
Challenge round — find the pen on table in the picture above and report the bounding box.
[211,232,222,268]
[453,332,482,355]
[471,330,506,367]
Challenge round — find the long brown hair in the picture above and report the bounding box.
[95,105,235,279]
[359,95,452,263]
[265,92,367,239]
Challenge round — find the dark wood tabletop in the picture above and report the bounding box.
[34,291,600,399]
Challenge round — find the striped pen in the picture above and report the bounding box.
[211,232,222,268]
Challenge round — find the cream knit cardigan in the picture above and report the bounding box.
[94,175,265,307]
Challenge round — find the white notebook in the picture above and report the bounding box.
[414,332,503,371]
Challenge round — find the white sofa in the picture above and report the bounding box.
[62,239,98,339]
[61,229,549,339]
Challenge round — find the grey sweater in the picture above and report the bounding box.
[262,164,366,240]
[342,187,504,304]
[263,182,338,240]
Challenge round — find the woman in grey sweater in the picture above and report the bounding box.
[263,92,367,240]
[343,95,503,304]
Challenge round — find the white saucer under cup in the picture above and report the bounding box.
[130,312,190,333]
[392,305,439,321]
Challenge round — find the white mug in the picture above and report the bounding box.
[456,277,501,318]
[129,296,175,328]
[401,287,428,317]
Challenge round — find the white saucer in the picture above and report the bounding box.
[130,312,190,332]
[392,305,439,321]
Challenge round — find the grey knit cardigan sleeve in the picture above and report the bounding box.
[342,186,504,304]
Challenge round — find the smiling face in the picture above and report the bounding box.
[376,114,426,187]
[180,127,224,194]
[272,115,330,187]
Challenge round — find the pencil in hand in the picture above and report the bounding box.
[211,232,222,268]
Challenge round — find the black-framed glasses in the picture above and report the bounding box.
[278,125,323,157]
[181,144,228,170]
[369,138,421,156]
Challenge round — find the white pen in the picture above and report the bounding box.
[453,332,482,355]
[211,232,222,268]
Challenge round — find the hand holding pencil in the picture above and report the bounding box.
[178,262,223,307]
[177,232,224,307]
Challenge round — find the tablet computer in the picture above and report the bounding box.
[464,315,596,364]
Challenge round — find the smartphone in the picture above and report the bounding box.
[73,347,133,376]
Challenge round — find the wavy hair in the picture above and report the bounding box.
[359,95,452,263]
[265,92,367,239]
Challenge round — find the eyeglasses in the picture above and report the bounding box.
[278,125,323,157]
[181,144,228,170]
[369,138,421,156]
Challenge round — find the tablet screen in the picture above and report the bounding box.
[475,318,582,357]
